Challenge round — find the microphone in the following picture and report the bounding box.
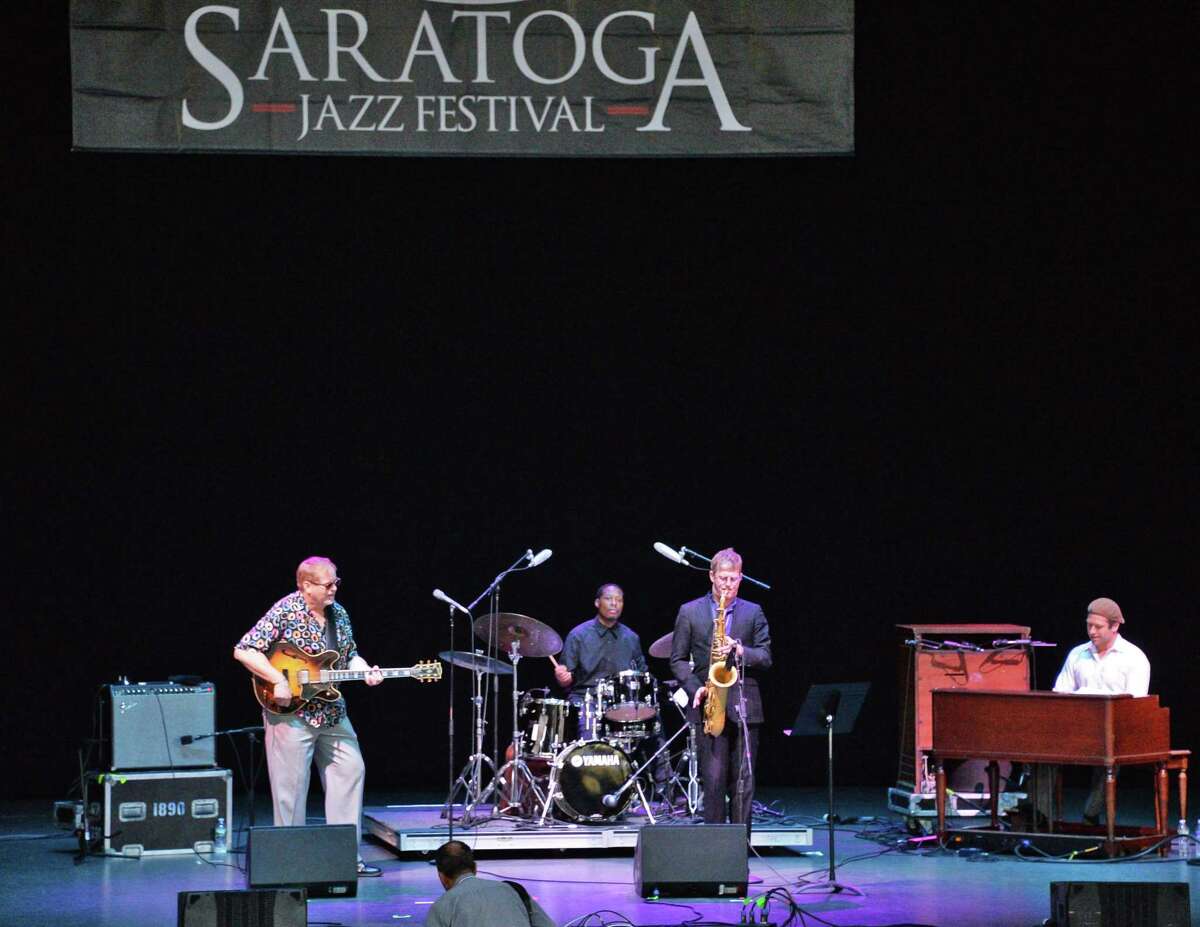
[602,790,622,809]
[943,639,985,652]
[528,549,553,568]
[433,589,471,616]
[993,638,1056,648]
[653,541,686,565]
[180,733,212,745]
[180,735,195,745]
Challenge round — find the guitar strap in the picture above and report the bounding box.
[325,613,340,664]
[502,881,534,925]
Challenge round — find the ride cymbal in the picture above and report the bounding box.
[472,612,563,658]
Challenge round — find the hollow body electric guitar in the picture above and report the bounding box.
[254,641,442,715]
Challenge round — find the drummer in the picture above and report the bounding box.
[554,583,648,733]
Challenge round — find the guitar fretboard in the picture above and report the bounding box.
[318,668,421,681]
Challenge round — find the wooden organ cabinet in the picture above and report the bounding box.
[888,624,1035,830]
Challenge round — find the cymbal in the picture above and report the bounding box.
[438,650,514,675]
[648,632,674,659]
[473,612,563,658]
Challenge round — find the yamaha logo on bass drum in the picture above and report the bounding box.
[570,752,622,768]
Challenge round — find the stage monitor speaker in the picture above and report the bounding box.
[177,889,306,927]
[1049,881,1190,927]
[105,682,216,770]
[247,825,357,898]
[634,823,747,898]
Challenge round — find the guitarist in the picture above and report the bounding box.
[234,556,384,877]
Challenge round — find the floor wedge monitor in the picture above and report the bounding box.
[247,825,357,899]
[635,823,748,898]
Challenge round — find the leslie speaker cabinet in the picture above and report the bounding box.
[889,623,1034,829]
[98,768,232,857]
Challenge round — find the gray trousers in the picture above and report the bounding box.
[263,711,366,851]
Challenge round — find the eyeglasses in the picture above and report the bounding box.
[305,578,342,591]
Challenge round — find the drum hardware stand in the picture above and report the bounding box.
[446,658,497,826]
[462,549,541,820]
[479,639,547,816]
[663,699,702,816]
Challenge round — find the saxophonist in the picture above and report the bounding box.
[670,548,772,831]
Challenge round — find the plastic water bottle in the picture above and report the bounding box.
[1172,819,1190,858]
[213,817,227,855]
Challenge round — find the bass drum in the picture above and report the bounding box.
[552,740,634,822]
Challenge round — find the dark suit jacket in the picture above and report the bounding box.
[669,595,772,724]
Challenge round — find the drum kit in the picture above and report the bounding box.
[440,613,700,826]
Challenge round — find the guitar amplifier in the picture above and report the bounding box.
[103,682,217,770]
[96,767,233,857]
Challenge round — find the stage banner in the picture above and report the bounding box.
[70,0,853,156]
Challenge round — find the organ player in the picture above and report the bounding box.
[1050,596,1151,825]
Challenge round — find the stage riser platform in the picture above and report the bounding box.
[364,804,813,854]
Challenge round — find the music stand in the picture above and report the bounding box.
[787,682,870,896]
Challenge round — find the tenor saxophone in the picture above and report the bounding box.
[703,593,739,736]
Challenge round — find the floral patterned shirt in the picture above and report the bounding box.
[237,591,359,728]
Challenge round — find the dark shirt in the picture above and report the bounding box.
[560,616,647,698]
[709,595,739,623]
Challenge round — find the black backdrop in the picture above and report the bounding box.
[8,4,1195,801]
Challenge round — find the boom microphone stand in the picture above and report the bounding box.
[179,726,265,848]
[553,722,692,826]
[652,541,772,590]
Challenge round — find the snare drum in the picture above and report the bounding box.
[551,739,633,821]
[518,692,577,758]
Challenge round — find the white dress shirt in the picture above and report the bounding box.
[1052,634,1151,697]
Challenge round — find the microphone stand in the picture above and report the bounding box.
[445,601,457,841]
[576,722,691,825]
[459,551,540,822]
[732,649,754,838]
[180,726,265,847]
[670,545,772,591]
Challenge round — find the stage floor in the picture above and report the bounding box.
[4,787,1200,927]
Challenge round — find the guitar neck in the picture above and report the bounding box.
[317,667,421,683]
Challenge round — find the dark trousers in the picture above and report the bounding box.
[699,719,759,830]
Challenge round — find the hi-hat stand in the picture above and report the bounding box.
[661,682,701,816]
[442,548,551,826]
[446,659,496,826]
[481,639,547,816]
